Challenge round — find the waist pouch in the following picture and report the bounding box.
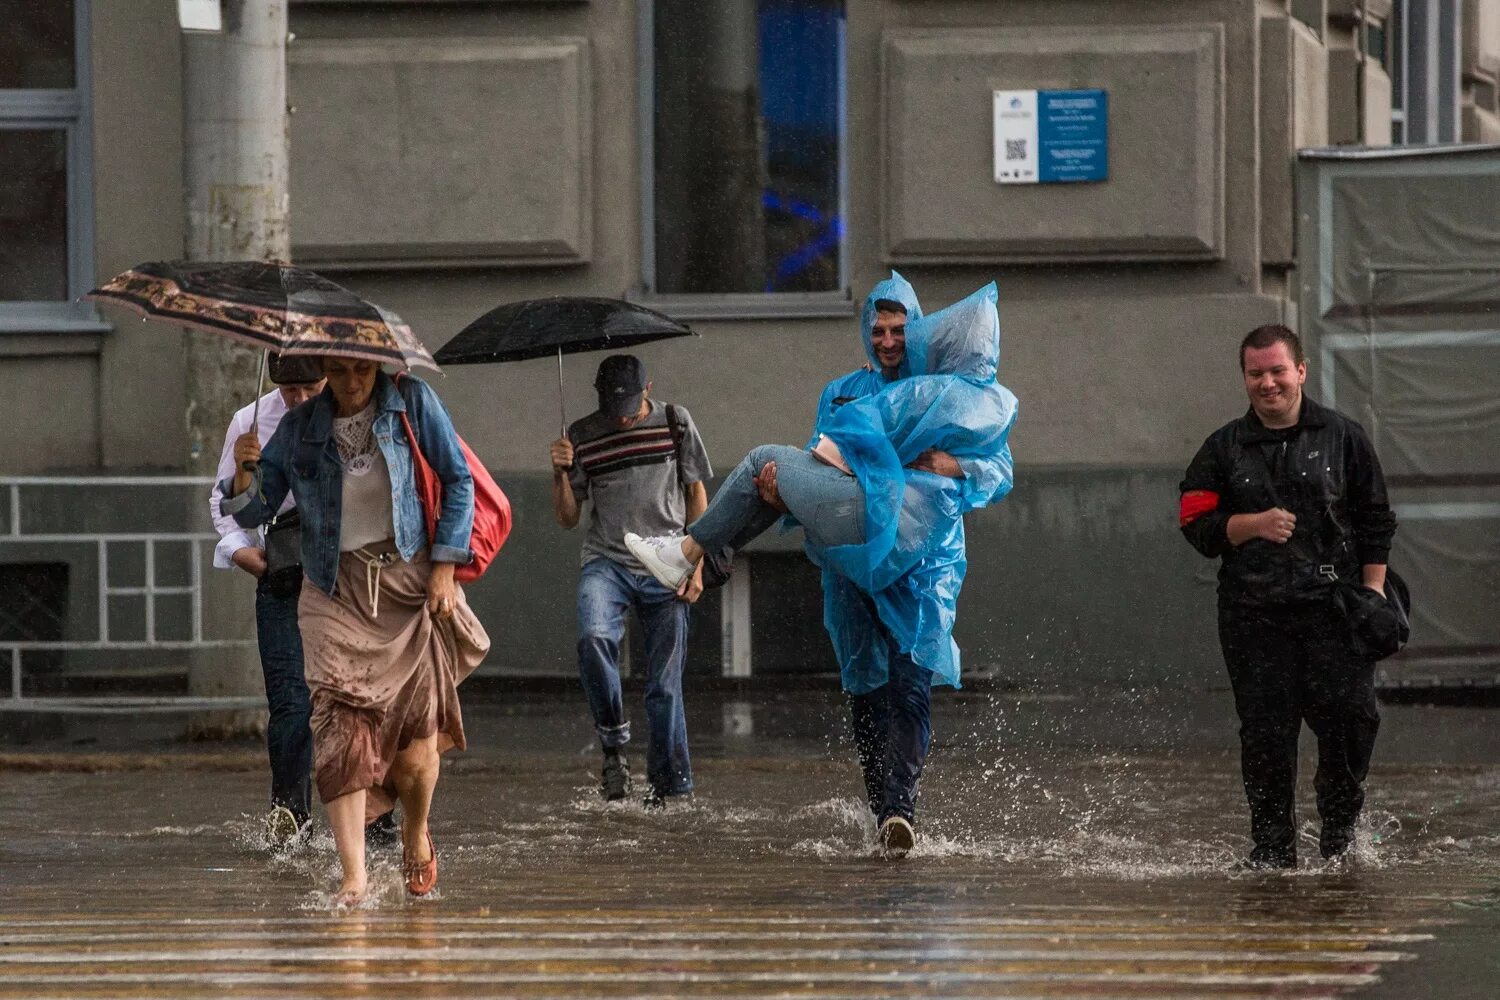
[263,510,304,599]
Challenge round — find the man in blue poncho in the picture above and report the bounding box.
[806,275,1013,855]
[626,277,1017,855]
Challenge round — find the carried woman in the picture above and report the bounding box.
[222,357,490,906]
[627,283,1017,688]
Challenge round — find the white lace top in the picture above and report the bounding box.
[334,402,395,551]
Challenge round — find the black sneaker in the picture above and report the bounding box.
[601,752,631,802]
[879,816,916,858]
[264,805,303,850]
[1239,844,1297,870]
[1320,824,1356,860]
[642,787,667,811]
[365,810,400,849]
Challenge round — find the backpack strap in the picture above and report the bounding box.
[665,403,686,488]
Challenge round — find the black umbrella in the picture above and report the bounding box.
[434,297,696,434]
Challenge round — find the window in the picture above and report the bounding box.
[642,0,849,317]
[0,0,100,332]
[1390,0,1407,143]
[1390,0,1462,145]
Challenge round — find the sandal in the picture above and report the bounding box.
[404,829,438,896]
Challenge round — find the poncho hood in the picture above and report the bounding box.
[907,282,999,383]
[859,271,923,377]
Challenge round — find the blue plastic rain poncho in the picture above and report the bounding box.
[806,281,1018,693]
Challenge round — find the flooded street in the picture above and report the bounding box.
[3,688,1499,998]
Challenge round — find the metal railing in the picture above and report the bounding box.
[0,476,258,711]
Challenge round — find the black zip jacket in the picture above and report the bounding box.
[1179,397,1397,609]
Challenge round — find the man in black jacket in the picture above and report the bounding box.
[1179,324,1397,868]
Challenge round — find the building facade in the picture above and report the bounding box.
[2,0,1496,688]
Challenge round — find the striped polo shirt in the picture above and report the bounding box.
[567,399,712,571]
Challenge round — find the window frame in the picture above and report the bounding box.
[1395,0,1464,145]
[633,0,853,320]
[0,0,105,335]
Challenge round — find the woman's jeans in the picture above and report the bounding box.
[576,558,693,796]
[255,577,313,824]
[689,445,865,553]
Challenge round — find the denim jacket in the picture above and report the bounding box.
[219,372,474,596]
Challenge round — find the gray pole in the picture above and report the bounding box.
[183,0,290,737]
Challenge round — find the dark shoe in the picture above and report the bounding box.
[601,752,631,802]
[643,786,694,811]
[879,816,915,858]
[1239,844,1297,870]
[264,805,303,850]
[1320,824,1356,860]
[365,810,400,849]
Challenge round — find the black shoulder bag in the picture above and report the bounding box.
[262,509,304,599]
[665,404,735,590]
[1251,442,1411,661]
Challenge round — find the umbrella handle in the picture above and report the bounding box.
[241,349,269,472]
[557,346,567,439]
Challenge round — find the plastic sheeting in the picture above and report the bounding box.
[1297,146,1500,665]
[808,281,1019,693]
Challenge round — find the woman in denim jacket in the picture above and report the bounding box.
[222,358,490,906]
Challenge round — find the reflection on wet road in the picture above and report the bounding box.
[2,691,1498,997]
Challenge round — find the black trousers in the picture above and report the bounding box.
[1218,600,1380,855]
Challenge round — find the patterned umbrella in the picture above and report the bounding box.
[87,259,439,372]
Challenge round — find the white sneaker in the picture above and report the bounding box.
[624,532,692,590]
[879,815,915,859]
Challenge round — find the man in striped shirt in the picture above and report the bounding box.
[550,355,712,807]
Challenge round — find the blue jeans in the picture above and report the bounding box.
[689,445,865,553]
[577,558,693,796]
[847,603,933,824]
[255,577,313,823]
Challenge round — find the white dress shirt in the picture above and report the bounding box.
[209,389,297,569]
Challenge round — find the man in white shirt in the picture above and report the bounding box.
[208,353,324,846]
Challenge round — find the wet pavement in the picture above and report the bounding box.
[2,687,1499,998]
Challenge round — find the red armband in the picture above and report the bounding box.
[1178,490,1220,527]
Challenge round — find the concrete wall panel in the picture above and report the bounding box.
[880,24,1225,263]
[1262,16,1330,266]
[91,0,188,470]
[1327,47,1360,144]
[1464,0,1500,82]
[0,352,100,472]
[288,36,592,268]
[996,291,1287,466]
[1465,102,1500,140]
[1363,59,1394,146]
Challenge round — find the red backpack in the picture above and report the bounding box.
[395,374,511,583]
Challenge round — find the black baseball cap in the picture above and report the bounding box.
[268,352,324,386]
[594,354,647,419]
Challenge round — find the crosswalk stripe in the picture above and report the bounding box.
[0,908,1426,999]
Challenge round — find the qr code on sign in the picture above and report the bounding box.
[1005,138,1027,161]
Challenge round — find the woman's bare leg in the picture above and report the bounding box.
[680,536,705,563]
[326,790,367,901]
[391,733,439,866]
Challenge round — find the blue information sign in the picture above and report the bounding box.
[1037,89,1108,184]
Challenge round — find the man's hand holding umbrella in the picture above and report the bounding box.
[231,431,263,497]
